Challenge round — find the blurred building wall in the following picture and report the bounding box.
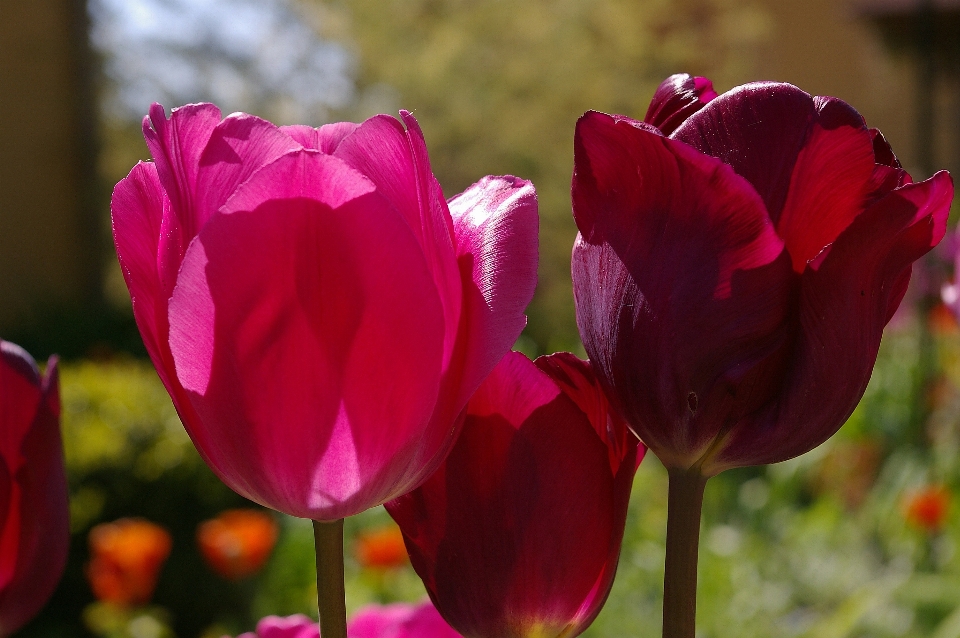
[0,0,102,334]
[752,0,952,180]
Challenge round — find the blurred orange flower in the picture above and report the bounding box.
[905,485,951,533]
[354,525,408,570]
[197,509,278,580]
[86,518,172,607]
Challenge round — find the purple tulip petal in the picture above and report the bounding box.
[644,73,718,135]
[192,113,303,237]
[573,110,795,468]
[281,122,360,153]
[672,82,818,225]
[169,150,446,519]
[713,171,953,470]
[447,175,539,411]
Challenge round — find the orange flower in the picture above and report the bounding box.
[86,518,172,607]
[197,509,278,580]
[905,485,951,533]
[354,525,408,570]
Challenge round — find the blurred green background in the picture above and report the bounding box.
[4,0,960,636]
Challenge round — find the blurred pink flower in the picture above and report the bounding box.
[0,341,66,636]
[111,104,539,521]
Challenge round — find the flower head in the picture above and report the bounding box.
[572,75,953,475]
[387,352,644,638]
[86,518,172,607]
[111,105,538,520]
[0,341,67,636]
[197,509,278,580]
[235,601,461,638]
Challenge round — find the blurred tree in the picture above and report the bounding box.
[303,0,771,352]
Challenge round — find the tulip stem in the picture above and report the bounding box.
[662,468,707,638]
[313,519,347,638]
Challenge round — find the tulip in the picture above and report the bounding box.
[197,509,278,580]
[572,75,953,637]
[112,104,538,522]
[112,104,538,637]
[0,341,67,636]
[387,351,644,638]
[86,518,172,607]
[235,601,461,638]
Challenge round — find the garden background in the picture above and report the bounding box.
[4,0,960,636]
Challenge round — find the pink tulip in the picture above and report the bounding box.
[0,341,67,635]
[235,601,460,638]
[112,105,538,520]
[572,76,953,475]
[387,351,645,638]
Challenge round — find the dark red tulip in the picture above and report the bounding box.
[0,341,66,636]
[573,78,953,475]
[387,351,644,638]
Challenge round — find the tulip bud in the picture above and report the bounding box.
[0,341,67,636]
[387,352,644,638]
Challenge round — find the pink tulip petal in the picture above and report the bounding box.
[349,601,463,638]
[142,103,222,231]
[169,150,446,519]
[281,122,359,153]
[447,175,539,411]
[193,113,303,236]
[254,615,318,638]
[714,171,953,471]
[644,73,718,135]
[335,114,462,367]
[572,110,795,468]
[111,162,173,380]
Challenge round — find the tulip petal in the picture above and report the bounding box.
[713,171,954,471]
[193,113,303,237]
[573,111,795,468]
[111,163,173,379]
[672,82,817,225]
[169,150,446,519]
[142,103,222,230]
[0,361,67,634]
[447,175,539,411]
[281,122,359,153]
[644,73,718,135]
[335,113,463,367]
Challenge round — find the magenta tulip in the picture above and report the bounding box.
[236,601,460,638]
[573,78,953,476]
[0,341,67,636]
[387,351,645,638]
[112,105,538,521]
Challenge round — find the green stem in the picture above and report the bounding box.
[313,519,347,638]
[662,468,708,638]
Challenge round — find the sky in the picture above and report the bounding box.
[90,0,355,124]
